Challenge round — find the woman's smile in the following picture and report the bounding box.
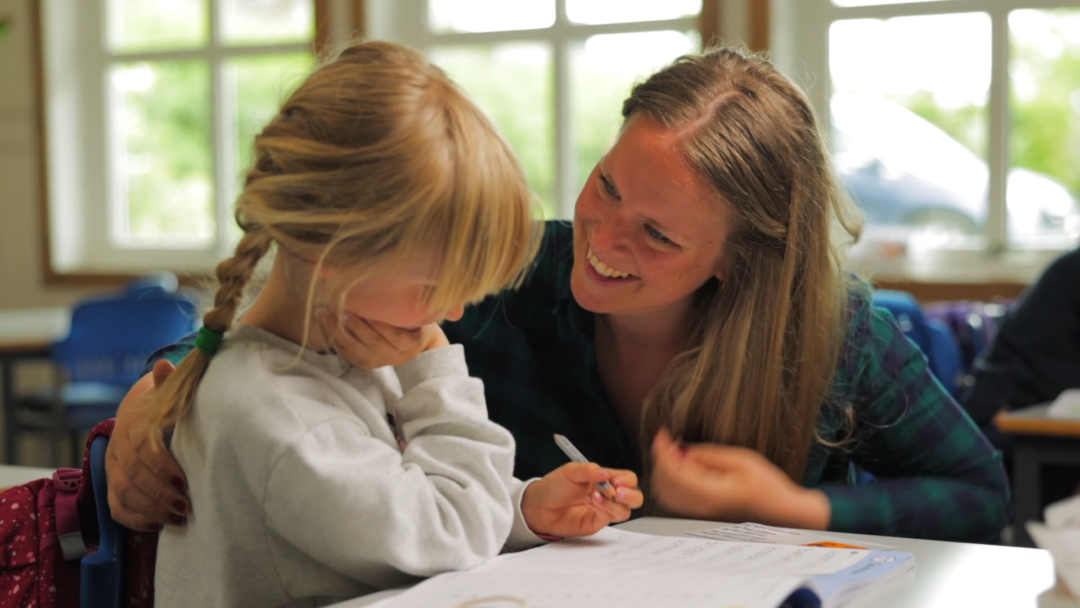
[584,246,639,285]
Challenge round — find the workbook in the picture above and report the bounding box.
[382,527,915,608]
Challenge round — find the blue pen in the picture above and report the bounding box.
[553,434,617,500]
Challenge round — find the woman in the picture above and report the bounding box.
[107,47,1008,543]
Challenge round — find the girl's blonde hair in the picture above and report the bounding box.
[149,41,540,433]
[631,47,863,482]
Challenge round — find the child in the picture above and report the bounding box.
[149,41,642,608]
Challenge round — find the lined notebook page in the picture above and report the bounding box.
[386,527,875,608]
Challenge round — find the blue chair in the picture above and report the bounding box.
[872,290,963,398]
[125,271,179,296]
[82,434,125,608]
[12,290,198,465]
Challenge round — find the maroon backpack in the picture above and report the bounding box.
[0,421,158,608]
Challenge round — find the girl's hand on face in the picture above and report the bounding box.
[649,428,831,530]
[316,309,450,369]
[106,359,191,531]
[521,463,643,539]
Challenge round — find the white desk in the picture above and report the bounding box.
[0,464,53,488]
[0,307,69,463]
[329,517,1055,608]
[0,307,69,351]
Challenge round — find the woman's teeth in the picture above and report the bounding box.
[587,247,631,279]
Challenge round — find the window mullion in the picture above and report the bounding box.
[986,6,1010,254]
[94,0,121,257]
[554,0,576,219]
[209,1,235,259]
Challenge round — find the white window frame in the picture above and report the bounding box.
[771,0,1080,283]
[368,0,703,218]
[40,0,357,277]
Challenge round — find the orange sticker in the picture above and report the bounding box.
[801,541,869,550]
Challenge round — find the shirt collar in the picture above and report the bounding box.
[548,222,596,338]
[551,220,577,314]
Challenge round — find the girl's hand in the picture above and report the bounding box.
[316,310,449,369]
[521,463,643,539]
[106,359,191,531]
[650,428,831,530]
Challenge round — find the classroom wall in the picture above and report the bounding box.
[0,0,102,310]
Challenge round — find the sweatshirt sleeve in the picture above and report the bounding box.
[504,477,546,551]
[262,345,518,584]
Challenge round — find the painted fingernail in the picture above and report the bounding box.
[616,487,627,501]
[592,491,606,504]
[173,500,188,514]
[149,523,163,532]
[170,477,186,492]
[168,514,185,525]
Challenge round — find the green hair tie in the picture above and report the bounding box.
[194,326,225,357]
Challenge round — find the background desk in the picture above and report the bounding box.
[997,404,1080,547]
[330,517,1054,608]
[0,464,53,488]
[0,307,69,463]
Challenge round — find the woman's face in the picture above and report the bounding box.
[571,116,732,318]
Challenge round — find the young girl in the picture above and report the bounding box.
[148,41,642,608]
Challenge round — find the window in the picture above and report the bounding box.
[773,0,1080,282]
[40,0,323,276]
[377,0,704,220]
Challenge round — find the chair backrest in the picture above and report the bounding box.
[81,434,125,608]
[873,290,964,397]
[53,293,198,387]
[872,290,932,354]
[124,271,180,299]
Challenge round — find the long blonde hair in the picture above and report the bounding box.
[632,47,863,481]
[149,41,540,433]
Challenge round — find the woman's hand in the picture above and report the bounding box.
[105,359,191,532]
[650,428,831,530]
[521,463,643,539]
[316,310,449,369]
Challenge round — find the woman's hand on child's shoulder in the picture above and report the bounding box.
[521,463,643,539]
[106,359,192,532]
[317,310,450,369]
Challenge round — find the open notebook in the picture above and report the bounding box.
[381,527,915,608]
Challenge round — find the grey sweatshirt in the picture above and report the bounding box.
[154,325,541,608]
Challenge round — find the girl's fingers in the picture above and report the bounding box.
[590,492,632,523]
[344,316,391,346]
[608,469,639,489]
[556,462,610,485]
[613,486,644,509]
[365,319,425,352]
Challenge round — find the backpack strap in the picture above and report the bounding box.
[43,467,87,561]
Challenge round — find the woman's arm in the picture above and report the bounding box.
[822,302,1010,542]
[649,293,1008,542]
